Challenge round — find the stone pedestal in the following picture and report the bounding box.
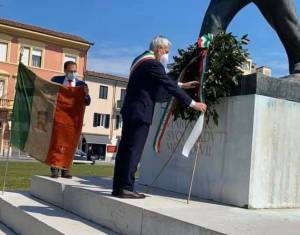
[140,75,300,209]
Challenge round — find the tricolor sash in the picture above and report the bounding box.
[130,51,155,75]
[182,34,213,157]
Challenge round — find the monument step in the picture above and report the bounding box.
[0,192,117,235]
[30,175,300,235]
[0,223,16,235]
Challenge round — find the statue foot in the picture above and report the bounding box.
[281,73,300,80]
[291,62,300,74]
[280,63,300,79]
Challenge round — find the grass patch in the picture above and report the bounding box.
[0,161,114,191]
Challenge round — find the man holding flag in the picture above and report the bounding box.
[112,36,207,199]
[11,61,89,176]
[50,61,91,178]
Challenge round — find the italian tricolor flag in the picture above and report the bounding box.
[11,63,86,169]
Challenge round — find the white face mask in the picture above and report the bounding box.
[160,53,169,73]
[66,72,77,81]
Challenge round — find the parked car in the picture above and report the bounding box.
[73,150,95,165]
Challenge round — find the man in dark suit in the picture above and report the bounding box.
[112,36,207,199]
[50,61,91,178]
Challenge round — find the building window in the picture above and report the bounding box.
[0,42,8,62]
[21,47,30,66]
[32,48,42,68]
[115,115,123,129]
[64,54,76,63]
[120,89,126,101]
[21,46,43,67]
[93,113,100,127]
[0,80,5,98]
[93,113,110,128]
[102,114,110,128]
[99,86,108,99]
[117,88,126,109]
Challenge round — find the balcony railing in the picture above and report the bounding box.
[0,99,14,110]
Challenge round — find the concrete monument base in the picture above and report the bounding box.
[140,93,300,209]
[3,176,300,235]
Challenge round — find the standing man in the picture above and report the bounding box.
[112,36,207,199]
[50,61,91,178]
[87,145,93,161]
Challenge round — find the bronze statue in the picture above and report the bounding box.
[201,0,300,75]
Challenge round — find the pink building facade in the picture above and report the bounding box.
[0,18,92,155]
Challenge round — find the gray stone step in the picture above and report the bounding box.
[0,192,117,235]
[30,175,300,235]
[0,223,16,235]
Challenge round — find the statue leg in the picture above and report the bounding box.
[200,0,251,36]
[254,0,300,74]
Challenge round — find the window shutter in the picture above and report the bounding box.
[0,43,8,62]
[105,87,108,98]
[64,55,76,63]
[105,115,110,128]
[21,47,30,65]
[121,89,126,101]
[93,113,97,127]
[99,86,102,99]
[115,115,120,129]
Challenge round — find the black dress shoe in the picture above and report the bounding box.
[50,167,59,178]
[50,174,59,178]
[61,169,72,179]
[117,189,146,199]
[61,174,73,179]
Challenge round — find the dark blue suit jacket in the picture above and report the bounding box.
[51,76,91,106]
[121,59,192,124]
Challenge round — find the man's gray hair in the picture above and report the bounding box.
[149,36,172,51]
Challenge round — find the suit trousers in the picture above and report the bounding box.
[113,118,150,192]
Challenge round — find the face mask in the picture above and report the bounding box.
[66,72,77,81]
[160,53,169,68]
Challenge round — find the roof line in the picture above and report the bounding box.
[86,70,128,82]
[0,18,93,45]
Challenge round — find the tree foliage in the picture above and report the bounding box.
[169,32,249,125]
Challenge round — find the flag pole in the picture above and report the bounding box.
[185,39,209,203]
[1,52,21,196]
[146,122,191,193]
[1,121,11,196]
[187,140,201,204]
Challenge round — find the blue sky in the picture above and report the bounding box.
[1,0,299,77]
